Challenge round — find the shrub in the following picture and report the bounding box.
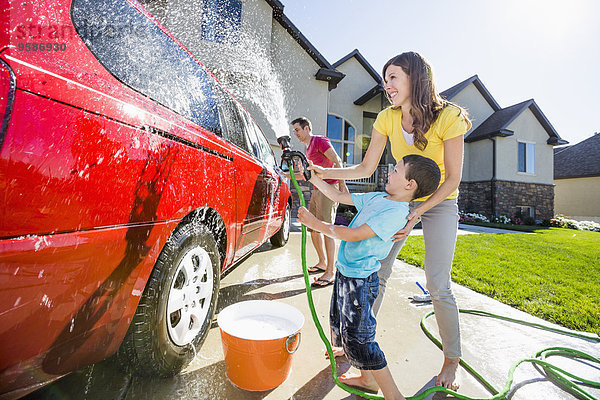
[549,215,600,232]
[541,219,552,227]
[491,215,511,224]
[523,216,536,226]
[459,212,489,223]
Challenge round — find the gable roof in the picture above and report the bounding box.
[554,134,600,179]
[329,49,386,105]
[441,75,501,111]
[266,0,344,89]
[333,49,382,83]
[465,99,568,146]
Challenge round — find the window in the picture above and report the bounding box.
[362,112,376,160]
[213,86,251,153]
[517,206,535,218]
[327,115,355,165]
[518,142,535,173]
[72,0,221,134]
[245,115,277,167]
[201,0,242,44]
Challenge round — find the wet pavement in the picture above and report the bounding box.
[29,223,599,399]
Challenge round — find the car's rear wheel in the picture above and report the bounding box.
[270,203,291,247]
[118,222,220,376]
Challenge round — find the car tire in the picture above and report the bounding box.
[117,222,220,376]
[270,203,291,247]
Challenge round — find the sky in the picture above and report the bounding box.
[279,0,599,146]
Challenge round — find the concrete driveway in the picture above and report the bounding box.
[29,225,599,400]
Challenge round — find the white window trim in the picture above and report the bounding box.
[517,140,536,175]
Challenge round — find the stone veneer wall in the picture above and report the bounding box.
[459,180,554,220]
[457,181,493,216]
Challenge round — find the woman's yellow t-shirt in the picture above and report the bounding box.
[373,106,471,201]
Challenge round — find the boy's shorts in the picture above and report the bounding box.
[330,270,387,370]
[307,184,339,233]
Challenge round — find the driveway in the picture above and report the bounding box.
[28,226,599,399]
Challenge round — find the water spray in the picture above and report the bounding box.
[279,148,600,400]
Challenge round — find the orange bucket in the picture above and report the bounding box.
[217,300,304,391]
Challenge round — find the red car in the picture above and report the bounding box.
[0,0,292,397]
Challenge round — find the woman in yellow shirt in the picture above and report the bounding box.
[311,51,471,391]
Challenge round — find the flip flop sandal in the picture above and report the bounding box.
[307,266,326,273]
[311,277,334,287]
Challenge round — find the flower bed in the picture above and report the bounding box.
[543,215,600,232]
[459,211,600,232]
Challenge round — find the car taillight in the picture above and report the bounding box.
[0,57,16,145]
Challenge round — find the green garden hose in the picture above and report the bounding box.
[288,168,600,400]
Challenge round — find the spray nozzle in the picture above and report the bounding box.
[277,135,291,152]
[278,135,311,181]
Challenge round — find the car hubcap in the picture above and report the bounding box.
[166,246,213,346]
[282,206,290,241]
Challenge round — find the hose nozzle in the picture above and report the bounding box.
[277,135,292,152]
[278,135,311,181]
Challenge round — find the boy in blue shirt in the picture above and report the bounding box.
[298,154,441,399]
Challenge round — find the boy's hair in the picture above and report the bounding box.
[291,116,312,131]
[402,154,441,200]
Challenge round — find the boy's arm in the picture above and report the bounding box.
[297,207,376,242]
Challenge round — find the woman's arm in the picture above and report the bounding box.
[393,134,464,240]
[310,128,388,180]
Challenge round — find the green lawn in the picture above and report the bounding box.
[398,227,600,335]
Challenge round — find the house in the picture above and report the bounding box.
[327,49,389,190]
[138,0,566,220]
[138,0,343,152]
[554,134,600,223]
[441,76,567,220]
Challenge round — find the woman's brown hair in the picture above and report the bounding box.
[382,52,469,151]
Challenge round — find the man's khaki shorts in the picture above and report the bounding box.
[307,182,340,232]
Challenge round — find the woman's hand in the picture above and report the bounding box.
[307,161,326,178]
[392,209,421,242]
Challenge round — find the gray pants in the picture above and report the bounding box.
[374,198,461,359]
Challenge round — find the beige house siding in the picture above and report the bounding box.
[555,177,600,222]
[450,83,495,182]
[328,57,382,164]
[467,140,494,181]
[496,109,554,184]
[452,84,495,131]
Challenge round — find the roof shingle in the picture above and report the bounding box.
[554,134,600,178]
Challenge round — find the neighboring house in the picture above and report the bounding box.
[554,134,600,223]
[441,76,567,220]
[138,1,567,220]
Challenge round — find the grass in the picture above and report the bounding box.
[398,227,600,335]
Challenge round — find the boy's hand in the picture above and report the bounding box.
[297,206,319,230]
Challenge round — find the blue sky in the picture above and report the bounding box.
[280,0,599,146]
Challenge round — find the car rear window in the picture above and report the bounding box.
[71,0,221,134]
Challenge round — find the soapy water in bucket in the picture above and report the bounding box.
[225,315,299,341]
